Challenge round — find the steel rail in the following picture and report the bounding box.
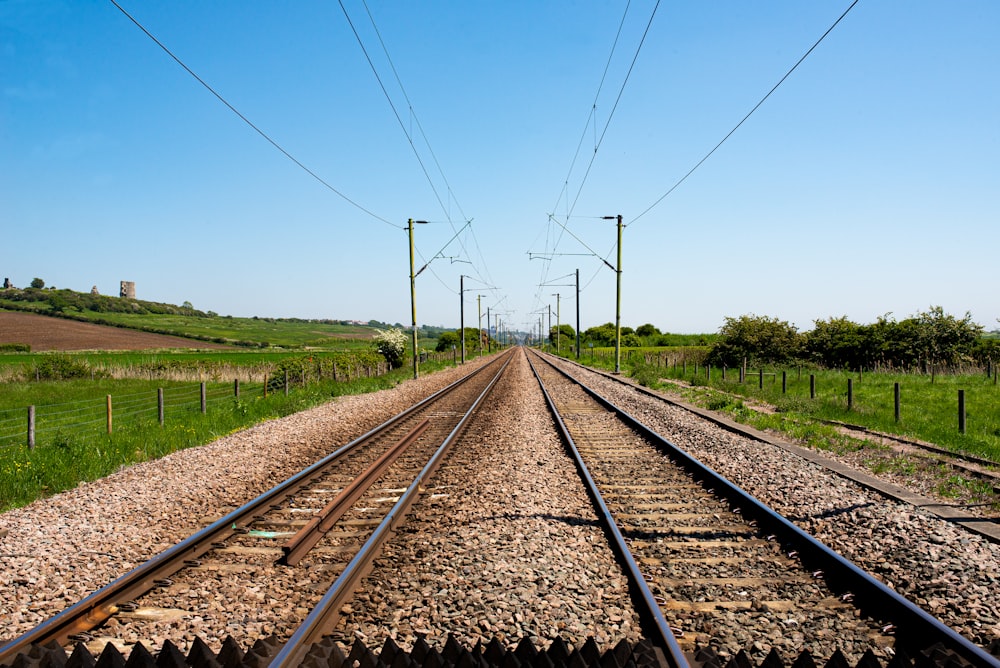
[269,349,516,667]
[281,419,431,565]
[532,350,1000,668]
[526,352,688,668]
[0,355,507,664]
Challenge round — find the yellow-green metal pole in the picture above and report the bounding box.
[408,218,419,379]
[615,214,622,374]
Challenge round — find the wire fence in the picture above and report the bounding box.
[0,381,256,450]
[0,348,463,452]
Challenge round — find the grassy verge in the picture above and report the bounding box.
[0,358,456,512]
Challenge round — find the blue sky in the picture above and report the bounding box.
[2,1,997,336]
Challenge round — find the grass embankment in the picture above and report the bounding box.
[0,357,458,512]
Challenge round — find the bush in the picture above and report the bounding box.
[373,328,407,369]
[0,343,30,353]
[30,354,100,380]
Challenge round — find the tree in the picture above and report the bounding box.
[707,314,801,367]
[583,323,617,347]
[636,323,660,338]
[804,316,865,369]
[548,323,576,347]
[913,306,982,368]
[435,331,460,352]
[30,278,44,289]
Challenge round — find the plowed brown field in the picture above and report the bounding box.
[0,312,230,351]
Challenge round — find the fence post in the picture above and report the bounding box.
[234,379,240,398]
[107,395,113,434]
[28,405,35,449]
[782,371,787,394]
[810,375,816,399]
[722,365,727,381]
[200,382,206,414]
[958,389,966,434]
[894,382,900,422]
[759,368,764,390]
[847,378,853,410]
[284,370,289,396]
[158,388,164,426]
[264,372,269,398]
[706,365,711,382]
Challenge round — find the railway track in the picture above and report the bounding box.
[526,349,1000,667]
[0,350,515,665]
[5,347,1000,668]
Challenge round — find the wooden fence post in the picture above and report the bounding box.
[782,371,787,394]
[27,405,35,449]
[894,382,900,422]
[958,389,966,434]
[200,382,206,414]
[158,388,164,426]
[759,368,764,390]
[810,375,816,399]
[234,379,240,399]
[284,370,289,396]
[107,395,113,434]
[847,378,853,410]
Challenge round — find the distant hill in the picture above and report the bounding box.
[0,287,384,349]
[0,311,232,351]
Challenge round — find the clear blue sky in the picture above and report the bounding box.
[2,1,997,336]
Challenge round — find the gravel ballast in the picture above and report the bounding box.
[3,349,998,661]
[550,357,1000,648]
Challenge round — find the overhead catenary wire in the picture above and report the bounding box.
[107,0,398,229]
[533,1,658,321]
[630,0,861,226]
[348,1,499,309]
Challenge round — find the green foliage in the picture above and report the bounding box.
[621,332,641,348]
[635,323,660,337]
[30,278,44,289]
[548,323,576,348]
[436,330,460,352]
[31,354,102,380]
[583,322,617,347]
[805,316,866,369]
[708,314,801,367]
[629,362,661,388]
[0,343,30,353]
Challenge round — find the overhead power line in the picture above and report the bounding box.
[631,0,861,225]
[349,1,496,296]
[108,0,398,229]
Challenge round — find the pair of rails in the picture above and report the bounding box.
[1,348,995,668]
